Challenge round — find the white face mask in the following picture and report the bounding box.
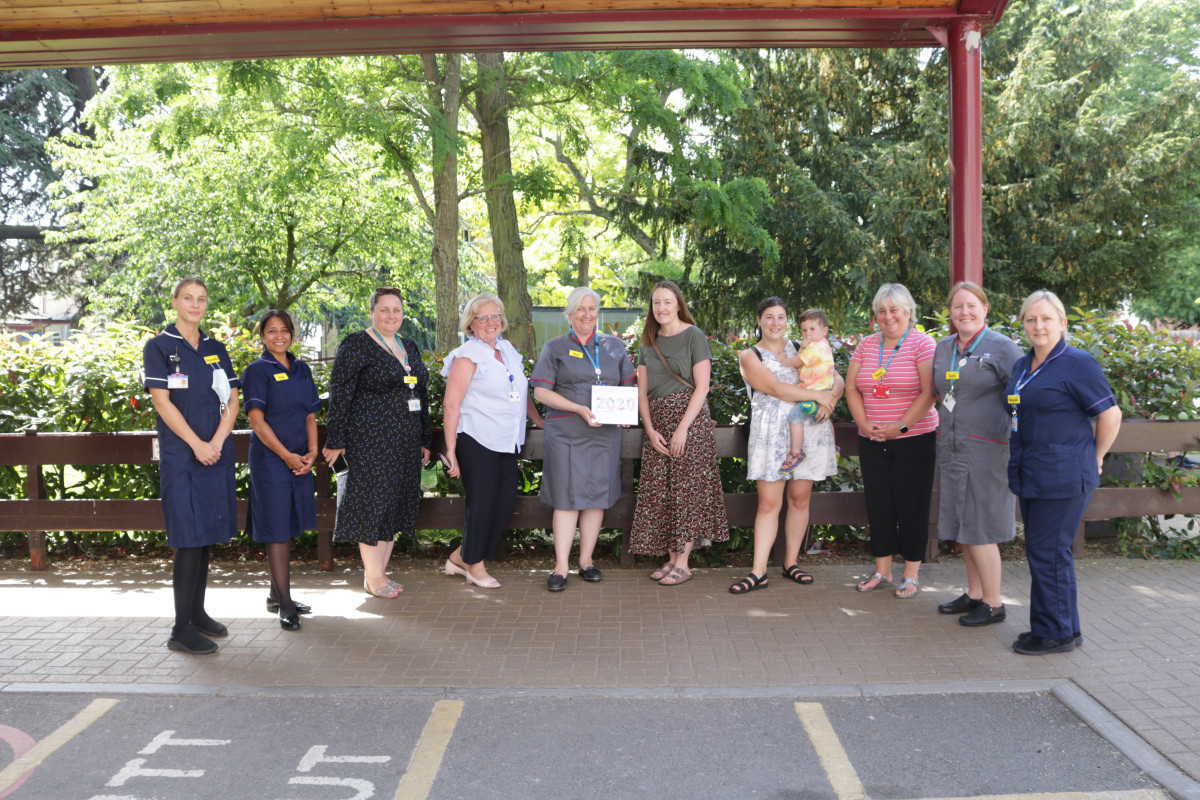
[211,365,231,417]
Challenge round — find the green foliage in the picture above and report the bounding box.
[47,62,429,327]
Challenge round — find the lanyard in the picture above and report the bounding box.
[372,328,419,400]
[875,327,911,381]
[946,328,986,395]
[570,330,604,385]
[371,327,409,369]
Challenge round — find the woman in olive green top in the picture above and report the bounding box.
[629,280,729,585]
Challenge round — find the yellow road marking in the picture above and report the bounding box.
[0,698,119,791]
[795,701,869,800]
[394,700,464,800]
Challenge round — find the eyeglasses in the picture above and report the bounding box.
[474,313,503,323]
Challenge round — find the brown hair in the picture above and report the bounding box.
[640,280,696,348]
[946,281,988,309]
[172,277,206,298]
[370,287,404,311]
[798,308,829,328]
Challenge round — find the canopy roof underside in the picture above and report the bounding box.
[1,0,1007,69]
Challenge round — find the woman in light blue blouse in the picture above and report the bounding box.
[442,293,543,589]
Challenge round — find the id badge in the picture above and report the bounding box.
[404,376,418,385]
[167,373,188,389]
[945,371,960,381]
[1011,413,1019,432]
[408,398,422,412]
[943,394,956,413]
[872,384,890,399]
[508,391,521,403]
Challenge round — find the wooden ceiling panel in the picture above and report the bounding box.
[0,1,1007,68]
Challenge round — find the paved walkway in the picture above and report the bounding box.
[2,559,1198,784]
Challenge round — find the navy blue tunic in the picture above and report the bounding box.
[242,351,321,544]
[143,324,242,548]
[1006,338,1117,499]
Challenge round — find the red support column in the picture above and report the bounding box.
[945,18,984,288]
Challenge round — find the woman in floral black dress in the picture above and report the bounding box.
[322,288,431,598]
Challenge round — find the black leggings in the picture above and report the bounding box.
[858,433,937,563]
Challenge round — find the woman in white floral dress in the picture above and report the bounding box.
[731,297,842,593]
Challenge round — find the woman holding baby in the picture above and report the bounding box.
[731,296,843,594]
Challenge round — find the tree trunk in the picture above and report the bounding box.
[423,53,462,352]
[474,51,534,354]
[577,254,589,287]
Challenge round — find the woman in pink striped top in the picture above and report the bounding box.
[845,283,939,599]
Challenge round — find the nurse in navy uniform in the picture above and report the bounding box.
[242,309,321,631]
[1006,290,1121,655]
[143,277,241,655]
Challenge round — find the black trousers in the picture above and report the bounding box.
[858,432,937,563]
[458,432,519,564]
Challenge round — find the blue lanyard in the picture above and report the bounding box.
[947,328,986,394]
[876,327,911,379]
[570,330,604,385]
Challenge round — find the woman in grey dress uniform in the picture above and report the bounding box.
[531,287,636,592]
[932,281,1023,627]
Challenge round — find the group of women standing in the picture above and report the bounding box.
[146,275,1120,659]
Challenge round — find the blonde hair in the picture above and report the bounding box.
[946,281,988,309]
[460,292,507,337]
[1018,289,1067,322]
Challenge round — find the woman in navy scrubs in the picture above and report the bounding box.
[1006,290,1122,655]
[242,309,321,631]
[143,277,241,655]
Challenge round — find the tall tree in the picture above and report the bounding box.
[0,67,100,318]
[49,63,424,322]
[469,52,535,353]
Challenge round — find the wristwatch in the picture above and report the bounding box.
[899,424,910,434]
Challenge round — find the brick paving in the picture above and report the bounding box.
[1,558,1198,781]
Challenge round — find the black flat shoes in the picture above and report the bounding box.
[267,597,311,614]
[1013,634,1076,655]
[279,612,302,631]
[547,573,567,592]
[578,565,603,582]
[938,593,983,615]
[959,602,1005,627]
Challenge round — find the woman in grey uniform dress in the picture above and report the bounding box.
[531,287,636,591]
[932,282,1023,627]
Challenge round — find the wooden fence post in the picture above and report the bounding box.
[24,428,48,571]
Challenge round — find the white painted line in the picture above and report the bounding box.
[0,698,118,793]
[139,729,231,754]
[795,701,869,800]
[394,700,464,800]
[106,758,203,786]
[297,744,390,772]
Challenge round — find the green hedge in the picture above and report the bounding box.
[2,309,1198,559]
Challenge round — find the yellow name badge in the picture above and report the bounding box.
[404,376,418,385]
[871,368,886,381]
[1007,394,1021,405]
[568,350,584,358]
[203,355,220,365]
[274,373,289,381]
[945,371,960,381]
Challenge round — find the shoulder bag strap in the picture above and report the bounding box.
[651,340,695,391]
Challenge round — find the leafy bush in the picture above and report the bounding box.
[5,308,1200,560]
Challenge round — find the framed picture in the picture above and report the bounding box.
[590,385,639,426]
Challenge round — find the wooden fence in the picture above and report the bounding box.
[2,420,1199,571]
